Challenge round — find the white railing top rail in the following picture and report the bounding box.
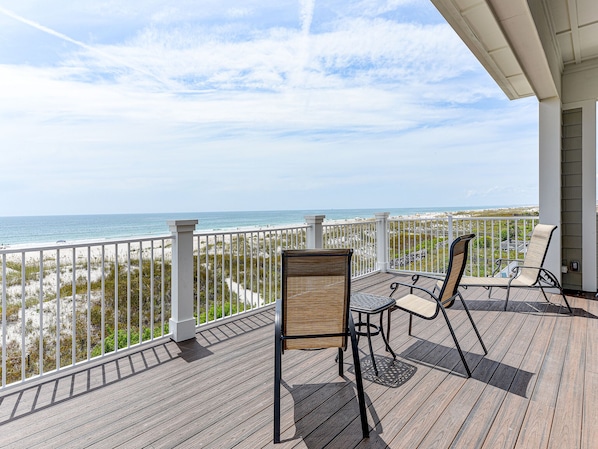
[0,234,174,255]
[0,225,313,256]
[388,214,538,221]
[193,223,309,237]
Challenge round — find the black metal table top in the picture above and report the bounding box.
[350,292,396,314]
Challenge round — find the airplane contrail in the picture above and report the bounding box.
[300,0,315,35]
[0,6,173,89]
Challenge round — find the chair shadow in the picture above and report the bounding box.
[452,297,596,318]
[283,381,386,448]
[399,340,533,397]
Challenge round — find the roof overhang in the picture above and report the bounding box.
[431,0,560,101]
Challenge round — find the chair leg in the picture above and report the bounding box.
[356,312,363,344]
[560,289,573,314]
[408,313,413,335]
[504,287,511,311]
[338,348,344,376]
[539,285,572,313]
[380,310,396,359]
[386,308,392,346]
[539,286,550,303]
[274,301,282,444]
[540,270,573,314]
[438,306,472,377]
[459,293,487,355]
[349,314,369,440]
[544,286,574,314]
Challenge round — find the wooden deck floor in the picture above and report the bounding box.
[0,273,595,449]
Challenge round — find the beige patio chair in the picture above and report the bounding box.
[458,224,572,313]
[274,249,369,444]
[389,234,487,377]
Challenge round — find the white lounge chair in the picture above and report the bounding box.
[458,224,572,313]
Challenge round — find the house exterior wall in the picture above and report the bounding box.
[561,108,583,290]
[561,100,598,293]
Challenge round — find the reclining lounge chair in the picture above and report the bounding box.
[459,224,572,313]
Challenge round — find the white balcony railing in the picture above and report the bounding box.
[0,236,173,390]
[192,224,308,327]
[0,213,537,390]
[388,215,539,276]
[323,217,379,277]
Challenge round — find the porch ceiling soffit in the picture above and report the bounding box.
[557,0,598,104]
[431,0,559,101]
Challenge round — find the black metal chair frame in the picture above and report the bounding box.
[388,234,487,377]
[273,249,369,444]
[482,261,574,313]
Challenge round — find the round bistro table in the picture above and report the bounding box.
[350,292,397,376]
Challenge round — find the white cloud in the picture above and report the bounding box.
[0,1,540,216]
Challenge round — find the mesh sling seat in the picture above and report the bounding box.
[457,224,572,313]
[389,234,487,377]
[274,249,369,444]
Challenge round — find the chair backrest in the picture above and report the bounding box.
[518,224,557,283]
[438,234,475,306]
[281,249,352,351]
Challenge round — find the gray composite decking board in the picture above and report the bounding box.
[413,293,538,449]
[457,297,559,449]
[548,294,585,449]
[582,298,598,449]
[367,292,511,448]
[34,320,278,447]
[0,273,591,449]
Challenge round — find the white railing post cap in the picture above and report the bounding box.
[167,219,199,233]
[304,215,325,224]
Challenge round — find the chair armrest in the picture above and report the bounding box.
[389,280,438,301]
[410,273,445,285]
[510,264,551,278]
[508,265,560,288]
[511,264,543,274]
[491,258,522,277]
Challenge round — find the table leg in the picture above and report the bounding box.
[366,313,378,376]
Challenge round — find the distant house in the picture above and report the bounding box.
[499,240,527,254]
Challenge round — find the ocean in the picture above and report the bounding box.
[0,206,506,246]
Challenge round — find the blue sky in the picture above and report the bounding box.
[0,0,539,216]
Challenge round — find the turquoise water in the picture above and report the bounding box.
[0,206,509,246]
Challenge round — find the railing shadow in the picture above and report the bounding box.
[0,308,274,425]
[0,341,185,425]
[194,308,274,347]
[452,298,596,318]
